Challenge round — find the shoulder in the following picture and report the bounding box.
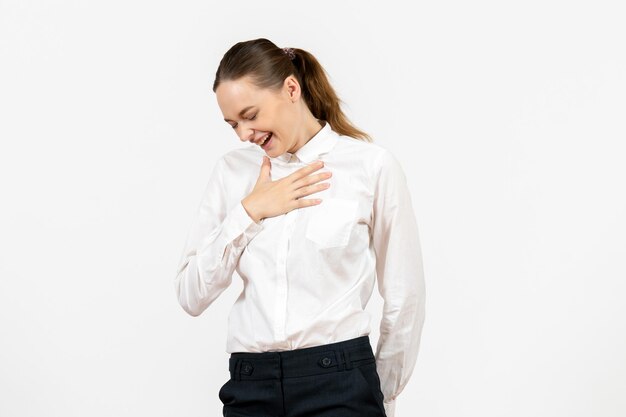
[334,132,389,163]
[335,133,402,176]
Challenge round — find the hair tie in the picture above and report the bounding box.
[282,47,296,60]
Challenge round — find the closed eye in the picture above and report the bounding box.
[230,113,257,129]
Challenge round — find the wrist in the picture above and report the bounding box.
[241,198,262,224]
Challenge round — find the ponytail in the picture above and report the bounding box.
[213,38,372,142]
[289,48,371,141]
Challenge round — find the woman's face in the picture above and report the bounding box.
[216,75,301,157]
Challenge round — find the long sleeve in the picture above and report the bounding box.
[371,149,426,417]
[174,156,264,316]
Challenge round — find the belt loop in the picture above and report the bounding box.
[234,359,241,381]
[342,348,353,371]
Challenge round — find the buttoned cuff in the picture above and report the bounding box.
[384,398,396,417]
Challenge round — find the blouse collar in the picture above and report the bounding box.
[270,120,338,164]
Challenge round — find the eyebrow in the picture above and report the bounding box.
[224,106,256,122]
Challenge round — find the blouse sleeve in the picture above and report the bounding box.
[174,156,265,316]
[371,149,427,417]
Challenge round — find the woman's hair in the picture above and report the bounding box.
[212,38,372,142]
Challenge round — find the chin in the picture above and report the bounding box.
[266,141,280,154]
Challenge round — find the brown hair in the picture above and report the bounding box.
[212,38,372,142]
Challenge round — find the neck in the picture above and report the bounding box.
[290,115,324,154]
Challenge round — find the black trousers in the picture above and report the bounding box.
[219,335,387,417]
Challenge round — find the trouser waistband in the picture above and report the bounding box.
[228,335,375,381]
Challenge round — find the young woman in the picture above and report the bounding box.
[174,38,426,417]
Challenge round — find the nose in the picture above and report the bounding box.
[237,126,255,143]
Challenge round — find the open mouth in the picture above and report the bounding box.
[260,132,273,149]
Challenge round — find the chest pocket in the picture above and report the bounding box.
[305,197,359,249]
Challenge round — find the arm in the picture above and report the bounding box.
[371,149,426,417]
[174,156,264,316]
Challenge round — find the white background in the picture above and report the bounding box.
[1,1,625,416]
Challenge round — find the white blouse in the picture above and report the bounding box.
[174,120,426,417]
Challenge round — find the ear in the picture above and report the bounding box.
[283,75,301,103]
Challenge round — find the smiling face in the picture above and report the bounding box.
[216,75,304,156]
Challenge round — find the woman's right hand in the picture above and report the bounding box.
[241,156,332,223]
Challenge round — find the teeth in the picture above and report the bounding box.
[260,133,272,146]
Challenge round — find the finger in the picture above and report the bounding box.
[292,169,332,191]
[296,181,331,198]
[256,156,271,184]
[289,160,324,182]
[262,156,271,174]
[296,197,323,208]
